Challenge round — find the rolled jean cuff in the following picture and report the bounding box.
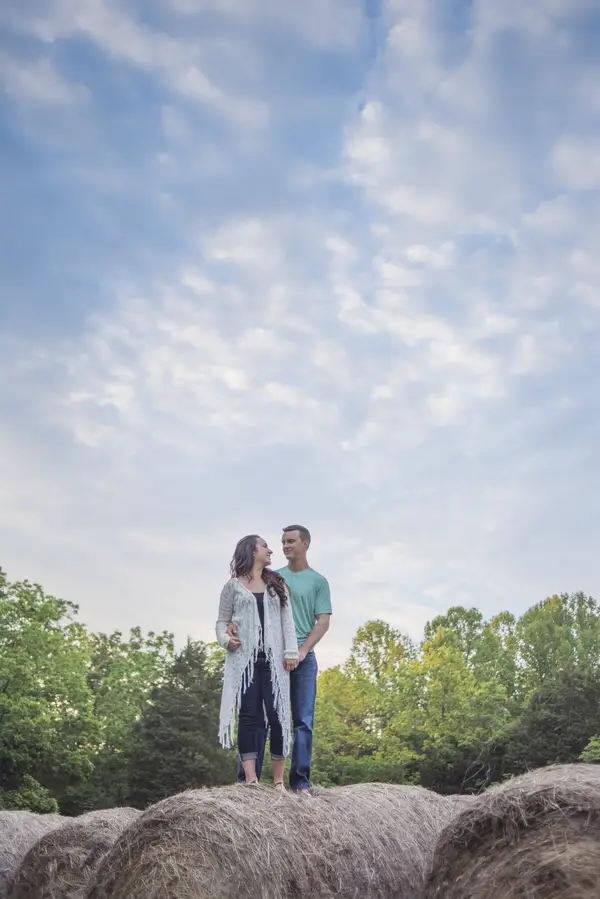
[270,754,286,761]
[240,752,258,761]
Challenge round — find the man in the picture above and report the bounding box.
[230,524,331,793]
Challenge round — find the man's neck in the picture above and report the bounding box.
[287,559,310,573]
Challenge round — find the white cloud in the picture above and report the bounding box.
[0,54,88,104]
[553,136,600,191]
[169,0,362,50]
[9,0,268,127]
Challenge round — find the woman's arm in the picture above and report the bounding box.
[281,593,299,660]
[216,580,236,649]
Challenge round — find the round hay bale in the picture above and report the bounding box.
[424,763,600,899]
[8,808,140,899]
[0,812,63,899]
[85,782,460,899]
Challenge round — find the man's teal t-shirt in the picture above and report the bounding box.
[277,567,332,647]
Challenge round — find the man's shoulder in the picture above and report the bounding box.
[309,568,329,587]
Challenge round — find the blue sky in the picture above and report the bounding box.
[2,0,600,667]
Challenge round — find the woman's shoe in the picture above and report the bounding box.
[273,782,286,793]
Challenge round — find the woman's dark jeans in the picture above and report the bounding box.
[238,655,285,763]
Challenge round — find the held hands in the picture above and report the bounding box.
[285,647,308,670]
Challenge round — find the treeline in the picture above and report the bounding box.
[1,567,599,814]
[317,599,600,791]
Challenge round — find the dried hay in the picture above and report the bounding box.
[0,812,63,899]
[8,808,140,899]
[85,782,460,899]
[424,763,600,899]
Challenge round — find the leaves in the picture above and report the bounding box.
[0,572,98,806]
[127,641,235,808]
[2,562,600,810]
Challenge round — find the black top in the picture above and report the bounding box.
[253,592,265,655]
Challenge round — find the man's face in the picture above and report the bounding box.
[282,530,306,562]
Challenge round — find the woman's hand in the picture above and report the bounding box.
[226,622,241,651]
[284,658,298,672]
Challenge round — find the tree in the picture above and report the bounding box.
[485,667,600,781]
[386,631,510,793]
[346,620,416,685]
[344,620,417,745]
[516,592,600,694]
[0,570,98,811]
[127,641,234,808]
[580,736,600,763]
[313,663,414,786]
[472,612,519,699]
[62,628,175,812]
[424,607,484,665]
[1,775,59,813]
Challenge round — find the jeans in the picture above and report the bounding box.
[238,656,285,763]
[237,651,318,790]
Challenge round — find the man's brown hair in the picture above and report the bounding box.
[282,524,311,545]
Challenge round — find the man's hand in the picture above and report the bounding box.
[297,646,308,664]
[226,622,238,638]
[284,658,298,672]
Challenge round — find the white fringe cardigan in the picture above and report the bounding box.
[215,578,299,754]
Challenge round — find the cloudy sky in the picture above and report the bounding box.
[1,0,600,668]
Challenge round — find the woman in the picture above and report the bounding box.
[216,534,299,788]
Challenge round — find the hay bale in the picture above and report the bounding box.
[0,812,63,899]
[8,808,140,899]
[424,763,600,899]
[85,783,460,899]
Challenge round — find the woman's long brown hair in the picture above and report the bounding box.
[230,535,288,606]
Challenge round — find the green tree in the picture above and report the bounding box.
[580,736,600,763]
[384,631,510,793]
[127,641,234,808]
[516,592,600,693]
[0,570,98,811]
[472,612,519,699]
[346,620,416,685]
[344,620,417,748]
[1,775,59,813]
[424,607,484,665]
[485,667,600,781]
[62,627,175,813]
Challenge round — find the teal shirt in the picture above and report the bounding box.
[277,567,332,647]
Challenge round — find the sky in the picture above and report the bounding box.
[1,0,600,669]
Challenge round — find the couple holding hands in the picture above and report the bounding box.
[216,525,331,793]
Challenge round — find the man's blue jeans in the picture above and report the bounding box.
[237,651,318,790]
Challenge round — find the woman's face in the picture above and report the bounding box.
[254,537,273,568]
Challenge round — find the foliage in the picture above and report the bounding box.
[2,563,600,809]
[580,736,600,763]
[127,640,235,808]
[0,569,98,810]
[0,774,59,813]
[62,627,175,813]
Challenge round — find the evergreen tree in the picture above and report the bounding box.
[127,641,235,808]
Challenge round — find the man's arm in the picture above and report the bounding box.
[299,575,332,660]
[298,613,331,661]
